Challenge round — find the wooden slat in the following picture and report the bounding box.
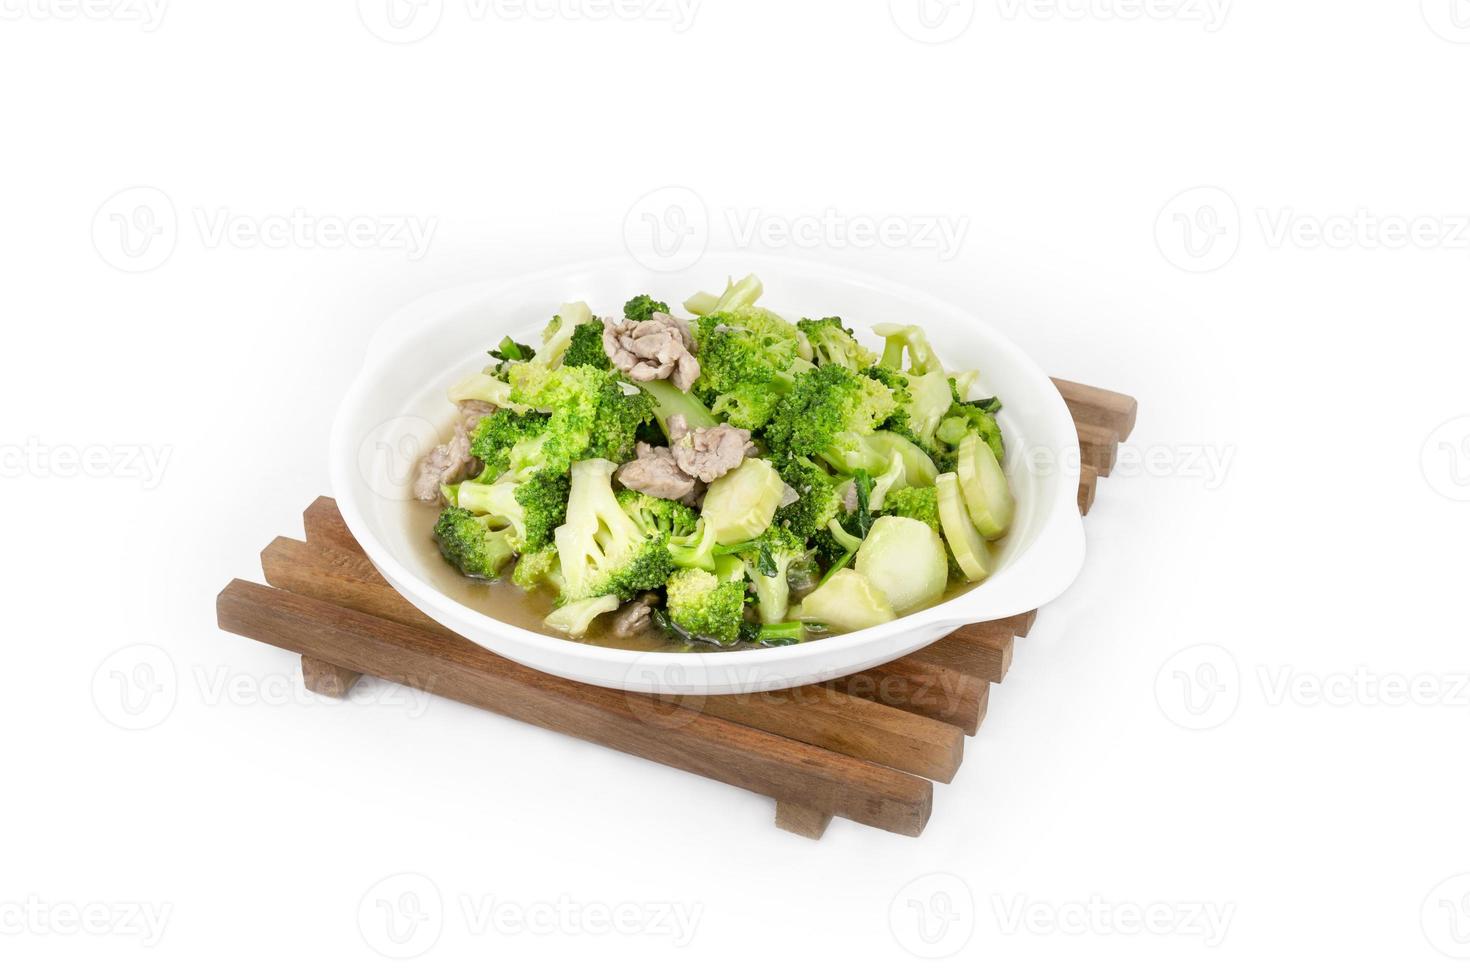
[912,629,1013,685]
[1054,378,1138,442]
[1078,464,1097,515]
[1076,422,1118,477]
[217,580,933,836]
[262,536,965,783]
[775,801,834,840]
[301,655,361,697]
[303,496,363,554]
[830,663,989,736]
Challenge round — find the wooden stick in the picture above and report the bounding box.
[913,629,1013,685]
[1078,464,1098,515]
[301,656,361,697]
[262,536,965,783]
[1075,422,1118,476]
[1054,378,1138,442]
[830,663,989,736]
[303,496,363,555]
[217,580,933,836]
[775,801,834,840]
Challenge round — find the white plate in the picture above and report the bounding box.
[330,254,1086,695]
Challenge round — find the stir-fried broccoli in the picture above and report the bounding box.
[433,506,518,580]
[664,567,746,645]
[730,525,808,624]
[772,456,846,540]
[554,459,675,602]
[562,320,611,370]
[764,363,898,468]
[511,544,563,593]
[423,276,1014,647]
[935,384,1005,462]
[619,490,698,539]
[623,295,670,320]
[667,517,719,572]
[507,362,652,469]
[691,310,813,429]
[799,316,877,372]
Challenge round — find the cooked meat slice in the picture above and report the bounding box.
[411,402,494,504]
[671,423,754,484]
[615,444,697,501]
[611,597,655,638]
[602,312,701,392]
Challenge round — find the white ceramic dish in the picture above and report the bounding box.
[330,255,1085,695]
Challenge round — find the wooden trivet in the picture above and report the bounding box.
[216,378,1135,839]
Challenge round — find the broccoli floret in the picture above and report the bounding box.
[618,490,698,539]
[935,384,1005,462]
[562,320,611,370]
[884,486,964,579]
[433,506,517,580]
[511,545,563,593]
[507,362,652,469]
[586,386,655,464]
[513,469,570,551]
[469,410,549,478]
[691,310,813,429]
[668,517,719,572]
[874,322,946,376]
[664,567,746,645]
[764,363,898,463]
[772,456,846,540]
[622,295,671,320]
[730,525,808,624]
[553,459,675,602]
[798,316,877,371]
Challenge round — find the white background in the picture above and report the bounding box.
[3,0,1468,975]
